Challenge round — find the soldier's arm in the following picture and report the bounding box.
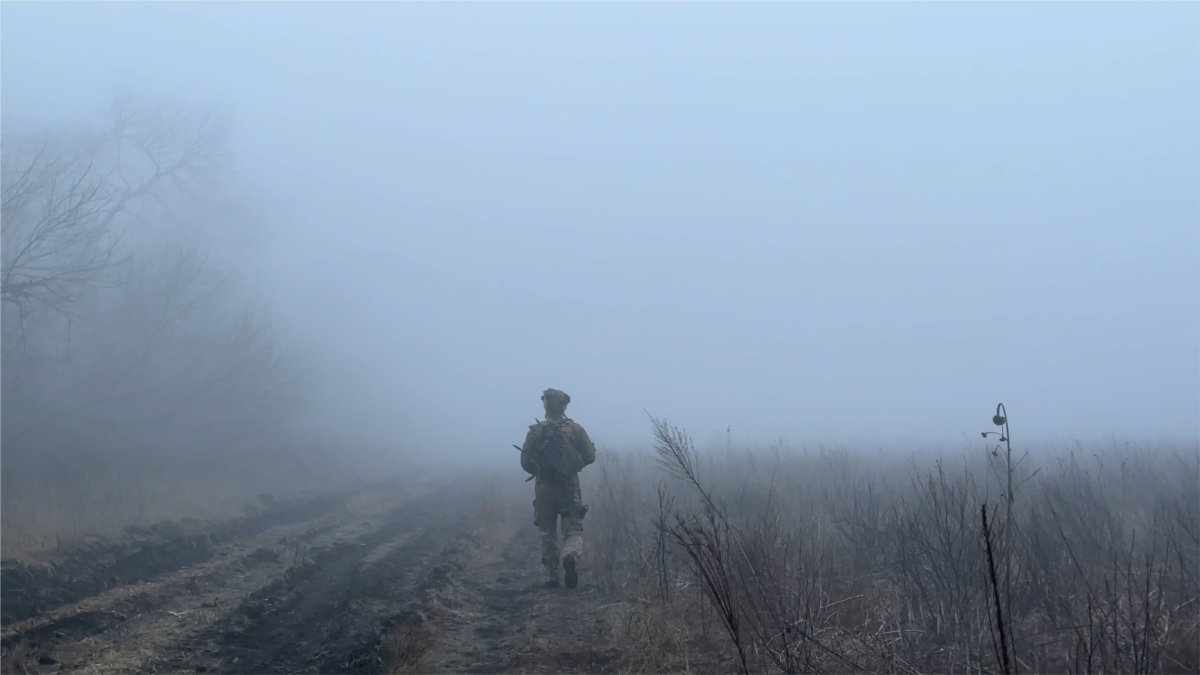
[573,424,597,467]
[520,427,538,476]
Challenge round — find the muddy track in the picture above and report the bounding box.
[429,512,622,674]
[1,472,628,674]
[0,491,351,625]
[0,476,475,674]
[164,486,468,674]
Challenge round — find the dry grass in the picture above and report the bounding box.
[584,430,1200,674]
[383,473,520,674]
[473,482,515,531]
[383,613,443,675]
[1,638,31,674]
[0,451,372,561]
[468,479,519,570]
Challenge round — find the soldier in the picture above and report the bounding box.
[520,388,596,588]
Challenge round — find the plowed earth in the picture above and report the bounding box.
[1,474,621,674]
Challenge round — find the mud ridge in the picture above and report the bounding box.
[429,520,622,674]
[325,535,471,674]
[1,491,352,625]
[155,485,471,674]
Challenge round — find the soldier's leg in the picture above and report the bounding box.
[534,490,562,586]
[560,507,584,560]
[560,484,586,588]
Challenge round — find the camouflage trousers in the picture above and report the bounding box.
[533,475,585,581]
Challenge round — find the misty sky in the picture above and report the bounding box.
[3,3,1197,454]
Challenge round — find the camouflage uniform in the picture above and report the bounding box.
[521,389,596,587]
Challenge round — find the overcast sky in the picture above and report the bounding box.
[3,3,1197,454]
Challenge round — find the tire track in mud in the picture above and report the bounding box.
[429,518,621,674]
[0,491,351,625]
[2,518,345,673]
[0,476,468,674]
[156,483,472,674]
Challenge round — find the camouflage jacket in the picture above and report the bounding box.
[520,417,596,479]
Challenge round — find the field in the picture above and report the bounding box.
[584,425,1199,675]
[1,463,622,674]
[1,432,1197,674]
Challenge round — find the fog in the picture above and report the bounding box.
[4,2,1197,460]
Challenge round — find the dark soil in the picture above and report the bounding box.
[0,473,625,674]
[159,488,468,674]
[0,491,349,624]
[428,516,622,674]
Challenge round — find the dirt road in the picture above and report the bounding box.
[1,473,621,674]
[426,515,620,674]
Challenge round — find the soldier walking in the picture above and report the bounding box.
[520,389,596,588]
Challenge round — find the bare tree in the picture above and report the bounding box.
[1,92,228,325]
[1,92,304,459]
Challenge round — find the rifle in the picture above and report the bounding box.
[513,444,539,482]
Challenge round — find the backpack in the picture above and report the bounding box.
[525,418,584,480]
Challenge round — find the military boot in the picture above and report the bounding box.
[563,554,578,589]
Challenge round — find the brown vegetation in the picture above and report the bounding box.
[0,439,412,561]
[584,421,1199,674]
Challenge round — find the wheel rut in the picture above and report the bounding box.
[157,485,470,674]
[427,506,621,674]
[0,477,468,674]
[1,492,351,625]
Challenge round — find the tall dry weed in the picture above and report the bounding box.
[588,415,1198,674]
